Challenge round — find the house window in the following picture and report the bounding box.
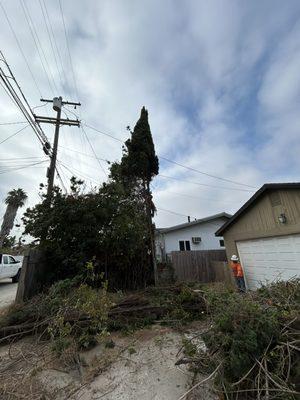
[270,191,281,207]
[179,240,191,251]
[219,240,225,247]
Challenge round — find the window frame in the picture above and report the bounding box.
[185,240,191,251]
[219,239,225,247]
[179,240,191,251]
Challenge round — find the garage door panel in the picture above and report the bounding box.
[237,234,300,290]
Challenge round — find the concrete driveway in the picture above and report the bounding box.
[0,279,17,311]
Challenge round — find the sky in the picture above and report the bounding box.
[0,0,300,241]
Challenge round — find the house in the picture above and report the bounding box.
[156,212,231,261]
[216,183,300,290]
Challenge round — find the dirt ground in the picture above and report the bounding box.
[0,323,218,400]
[0,280,17,311]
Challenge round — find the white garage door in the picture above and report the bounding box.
[237,234,300,290]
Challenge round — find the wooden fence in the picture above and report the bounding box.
[171,250,233,284]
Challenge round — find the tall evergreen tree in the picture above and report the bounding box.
[120,107,159,282]
[121,106,159,189]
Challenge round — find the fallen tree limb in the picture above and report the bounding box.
[176,362,223,400]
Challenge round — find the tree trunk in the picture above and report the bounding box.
[144,181,157,285]
[0,205,18,248]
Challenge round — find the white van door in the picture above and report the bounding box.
[2,255,11,278]
[9,256,20,276]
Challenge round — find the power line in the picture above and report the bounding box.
[159,156,256,188]
[153,189,245,204]
[58,160,100,185]
[0,1,43,97]
[156,207,227,229]
[81,126,107,177]
[156,207,196,219]
[0,156,45,161]
[157,207,191,218]
[38,0,65,94]
[0,160,47,174]
[82,123,258,190]
[158,174,254,192]
[58,144,110,163]
[41,0,69,93]
[0,124,29,145]
[20,0,56,96]
[55,165,67,193]
[0,121,27,126]
[83,123,124,142]
[0,55,51,147]
[59,0,79,101]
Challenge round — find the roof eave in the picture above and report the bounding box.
[215,182,300,236]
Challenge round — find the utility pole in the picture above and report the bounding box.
[34,97,81,199]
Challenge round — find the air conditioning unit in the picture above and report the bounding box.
[192,237,201,244]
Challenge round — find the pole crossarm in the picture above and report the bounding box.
[40,98,81,107]
[34,115,80,127]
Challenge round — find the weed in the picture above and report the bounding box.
[182,337,197,357]
[128,346,137,355]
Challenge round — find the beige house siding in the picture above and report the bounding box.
[223,189,300,260]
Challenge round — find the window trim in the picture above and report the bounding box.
[179,240,185,251]
[179,240,191,251]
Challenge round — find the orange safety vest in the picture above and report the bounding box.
[231,262,244,277]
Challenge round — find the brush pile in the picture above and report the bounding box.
[179,279,300,399]
[0,281,206,349]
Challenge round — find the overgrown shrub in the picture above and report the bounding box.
[200,279,300,399]
[203,296,279,380]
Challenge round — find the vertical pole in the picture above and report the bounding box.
[46,97,62,199]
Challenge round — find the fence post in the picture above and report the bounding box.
[15,248,47,303]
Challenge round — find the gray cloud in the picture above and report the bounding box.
[1,0,300,238]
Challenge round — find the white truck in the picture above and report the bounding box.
[0,254,22,283]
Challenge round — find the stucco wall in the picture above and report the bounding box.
[223,189,300,259]
[163,218,227,254]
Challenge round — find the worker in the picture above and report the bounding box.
[230,255,246,292]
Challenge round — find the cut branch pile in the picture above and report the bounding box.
[176,279,300,400]
[0,284,206,345]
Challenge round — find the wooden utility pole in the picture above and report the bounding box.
[34,97,81,198]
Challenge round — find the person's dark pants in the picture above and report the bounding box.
[235,277,246,292]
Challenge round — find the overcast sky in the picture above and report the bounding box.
[1,0,300,240]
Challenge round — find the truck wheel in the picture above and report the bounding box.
[12,269,21,283]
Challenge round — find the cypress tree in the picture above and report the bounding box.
[121,106,159,187]
[121,107,159,283]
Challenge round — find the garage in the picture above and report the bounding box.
[215,183,300,289]
[237,234,300,289]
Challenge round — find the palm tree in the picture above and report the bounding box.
[0,188,28,248]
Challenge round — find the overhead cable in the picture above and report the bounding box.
[20,0,56,96]
[59,0,79,100]
[159,156,256,188]
[82,123,258,190]
[0,124,29,145]
[38,0,65,94]
[42,0,69,91]
[158,174,254,192]
[0,1,43,97]
[80,126,107,177]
